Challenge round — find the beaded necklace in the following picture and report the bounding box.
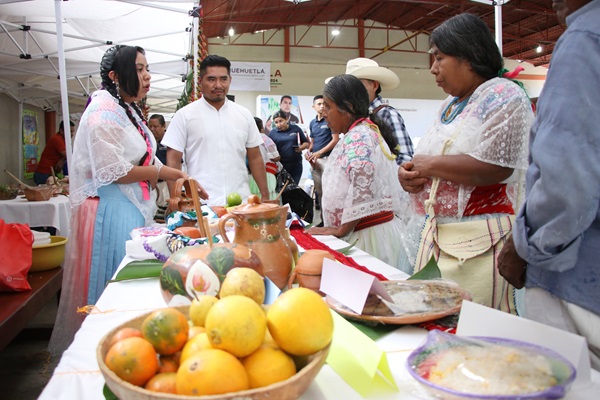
[441,96,470,124]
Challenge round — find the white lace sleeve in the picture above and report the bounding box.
[69,91,148,206]
[467,79,532,170]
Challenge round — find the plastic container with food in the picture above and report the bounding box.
[407,330,576,399]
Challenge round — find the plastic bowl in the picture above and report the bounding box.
[31,236,68,272]
[97,305,330,400]
[407,331,576,400]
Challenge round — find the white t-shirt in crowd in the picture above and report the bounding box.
[162,97,263,206]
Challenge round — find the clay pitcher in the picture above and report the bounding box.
[218,195,294,289]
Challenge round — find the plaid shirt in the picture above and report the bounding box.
[370,96,414,165]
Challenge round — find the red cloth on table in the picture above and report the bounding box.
[289,221,388,281]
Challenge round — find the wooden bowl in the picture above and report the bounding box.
[23,186,55,201]
[97,306,330,400]
[31,236,68,272]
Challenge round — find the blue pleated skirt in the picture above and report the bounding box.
[87,184,145,303]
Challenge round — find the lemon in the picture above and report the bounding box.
[242,345,296,388]
[219,267,266,305]
[180,332,214,364]
[267,287,333,355]
[226,192,243,207]
[205,295,267,357]
[189,295,218,327]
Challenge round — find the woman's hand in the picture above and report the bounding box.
[306,226,337,236]
[148,167,159,189]
[398,161,429,193]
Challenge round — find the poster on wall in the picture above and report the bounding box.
[22,110,39,179]
[258,95,314,133]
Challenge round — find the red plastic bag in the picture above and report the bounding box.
[0,219,33,291]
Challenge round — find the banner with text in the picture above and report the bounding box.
[230,62,270,92]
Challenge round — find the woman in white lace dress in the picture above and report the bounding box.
[49,45,205,355]
[307,74,408,272]
[398,14,534,313]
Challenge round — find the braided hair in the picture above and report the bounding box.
[100,45,147,131]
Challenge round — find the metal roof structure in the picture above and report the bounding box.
[200,0,561,67]
[0,0,562,114]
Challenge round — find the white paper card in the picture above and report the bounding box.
[263,277,281,305]
[320,258,393,314]
[457,300,591,387]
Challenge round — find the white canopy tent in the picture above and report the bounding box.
[0,0,196,116]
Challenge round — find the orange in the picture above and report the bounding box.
[176,349,249,395]
[267,287,333,355]
[108,327,143,348]
[144,372,177,393]
[189,295,218,327]
[104,336,158,386]
[141,308,189,355]
[180,332,214,364]
[219,267,266,305]
[158,354,179,373]
[242,345,296,388]
[205,295,267,357]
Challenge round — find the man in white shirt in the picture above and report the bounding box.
[162,55,269,206]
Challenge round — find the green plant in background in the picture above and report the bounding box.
[176,69,195,110]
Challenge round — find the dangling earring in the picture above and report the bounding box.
[113,80,121,100]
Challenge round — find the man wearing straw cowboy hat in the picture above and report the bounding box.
[326,57,413,165]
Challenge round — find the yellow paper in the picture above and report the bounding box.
[326,311,398,396]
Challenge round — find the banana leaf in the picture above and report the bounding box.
[407,255,441,280]
[335,239,359,255]
[103,384,118,400]
[109,259,164,283]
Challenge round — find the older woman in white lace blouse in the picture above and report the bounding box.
[398,13,534,312]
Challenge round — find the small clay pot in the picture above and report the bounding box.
[173,226,203,238]
[288,249,335,292]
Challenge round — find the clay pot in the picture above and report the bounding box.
[288,249,335,292]
[218,195,295,289]
[173,226,203,238]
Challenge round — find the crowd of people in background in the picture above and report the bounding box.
[46,0,599,369]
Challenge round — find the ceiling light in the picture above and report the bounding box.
[535,45,543,53]
[331,29,340,36]
[284,0,312,3]
[228,27,235,36]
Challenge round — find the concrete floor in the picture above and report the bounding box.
[0,301,59,400]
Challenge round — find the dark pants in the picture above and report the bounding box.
[281,162,302,185]
[33,171,50,185]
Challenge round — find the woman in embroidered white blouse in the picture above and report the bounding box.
[49,45,207,355]
[398,14,534,313]
[307,74,407,271]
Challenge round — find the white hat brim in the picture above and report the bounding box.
[324,66,399,91]
[350,66,400,91]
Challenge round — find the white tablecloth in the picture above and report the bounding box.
[0,195,71,237]
[39,235,600,399]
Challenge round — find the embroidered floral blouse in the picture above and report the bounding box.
[321,120,404,227]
